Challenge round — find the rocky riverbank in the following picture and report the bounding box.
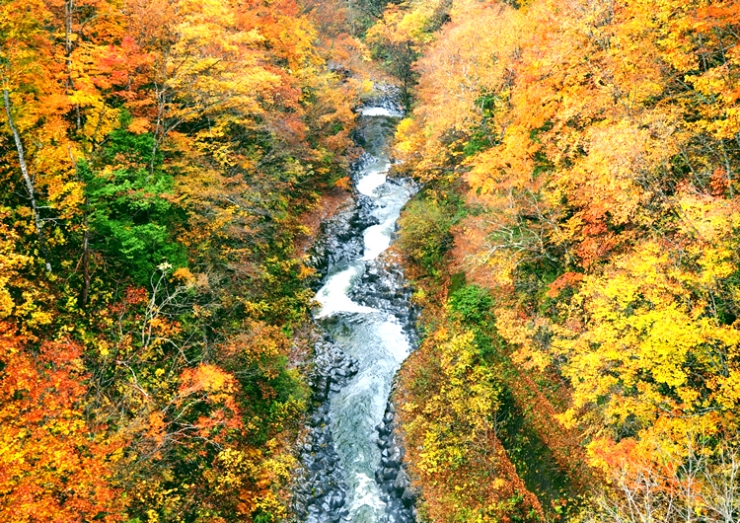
[291,337,358,523]
[374,401,418,523]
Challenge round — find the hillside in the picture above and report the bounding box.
[378,0,740,521]
[0,1,364,521]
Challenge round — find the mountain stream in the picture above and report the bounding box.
[292,97,419,523]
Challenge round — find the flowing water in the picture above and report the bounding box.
[294,98,418,523]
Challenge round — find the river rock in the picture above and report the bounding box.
[393,469,410,492]
[401,487,417,507]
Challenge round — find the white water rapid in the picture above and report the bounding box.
[312,104,417,523]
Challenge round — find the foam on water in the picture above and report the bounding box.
[359,106,403,118]
[356,161,389,197]
[315,265,377,319]
[362,221,392,261]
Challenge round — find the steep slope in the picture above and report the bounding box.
[366,0,740,521]
[0,1,368,521]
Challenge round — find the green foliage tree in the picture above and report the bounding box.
[81,126,186,284]
[398,196,453,275]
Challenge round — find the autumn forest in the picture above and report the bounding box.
[2,0,740,522]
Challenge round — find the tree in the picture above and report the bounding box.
[0,0,72,273]
[385,0,740,519]
[0,324,126,523]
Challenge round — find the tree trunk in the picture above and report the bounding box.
[69,146,91,306]
[81,213,90,306]
[65,0,82,131]
[2,88,52,272]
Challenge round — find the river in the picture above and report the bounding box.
[292,96,419,523]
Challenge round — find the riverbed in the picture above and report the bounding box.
[293,96,419,523]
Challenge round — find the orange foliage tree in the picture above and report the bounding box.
[0,324,125,523]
